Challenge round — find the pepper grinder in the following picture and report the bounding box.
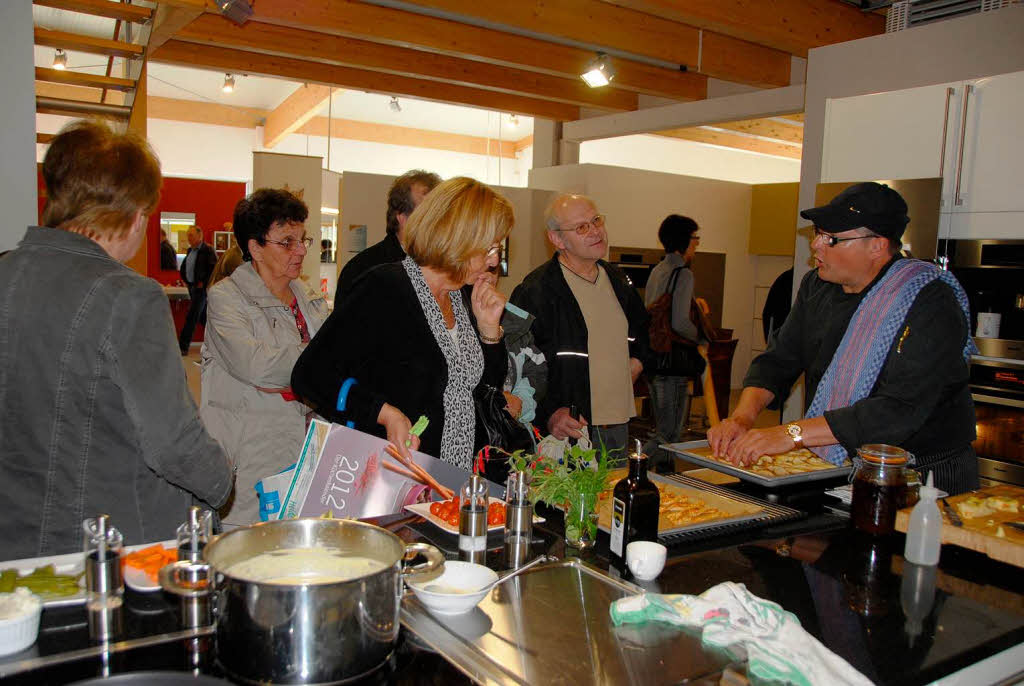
[459,474,488,564]
[176,506,214,628]
[82,514,124,641]
[504,470,533,568]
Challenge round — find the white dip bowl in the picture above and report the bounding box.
[0,589,42,657]
[407,561,498,616]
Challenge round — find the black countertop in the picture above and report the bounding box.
[2,488,1023,685]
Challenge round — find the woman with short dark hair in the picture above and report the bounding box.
[200,188,329,526]
[0,120,233,557]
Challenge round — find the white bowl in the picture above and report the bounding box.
[0,591,42,657]
[407,561,498,616]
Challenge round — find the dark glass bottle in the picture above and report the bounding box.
[608,447,660,566]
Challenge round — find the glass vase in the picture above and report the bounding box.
[564,491,599,550]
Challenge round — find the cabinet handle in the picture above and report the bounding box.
[954,84,973,207]
[938,87,954,179]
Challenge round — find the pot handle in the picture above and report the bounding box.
[159,559,213,598]
[399,542,445,579]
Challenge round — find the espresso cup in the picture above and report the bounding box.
[625,541,667,581]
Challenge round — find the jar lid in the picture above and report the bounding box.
[857,443,909,465]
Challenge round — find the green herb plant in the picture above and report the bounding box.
[506,443,614,546]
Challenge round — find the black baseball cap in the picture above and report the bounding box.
[800,182,910,240]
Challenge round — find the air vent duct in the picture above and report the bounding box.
[886,0,1017,32]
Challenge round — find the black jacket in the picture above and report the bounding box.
[292,263,507,459]
[335,232,405,301]
[509,255,651,429]
[179,241,216,288]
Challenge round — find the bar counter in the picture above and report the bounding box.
[2,497,1022,685]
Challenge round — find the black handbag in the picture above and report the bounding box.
[473,384,534,485]
[652,341,706,378]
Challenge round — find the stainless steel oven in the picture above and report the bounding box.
[970,357,1024,487]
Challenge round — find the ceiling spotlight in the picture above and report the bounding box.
[581,53,615,88]
[389,96,401,113]
[52,49,67,71]
[222,73,235,94]
[216,0,253,25]
[508,114,519,127]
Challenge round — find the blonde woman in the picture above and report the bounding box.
[292,177,511,470]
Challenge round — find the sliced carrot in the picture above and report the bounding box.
[122,545,177,582]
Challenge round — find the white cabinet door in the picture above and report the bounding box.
[950,70,1024,214]
[822,82,960,183]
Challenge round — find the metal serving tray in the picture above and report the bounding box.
[400,558,740,686]
[665,440,853,488]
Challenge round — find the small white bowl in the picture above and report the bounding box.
[0,591,42,657]
[407,561,498,616]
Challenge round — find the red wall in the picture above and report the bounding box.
[148,177,247,285]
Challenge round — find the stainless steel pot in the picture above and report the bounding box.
[160,518,444,685]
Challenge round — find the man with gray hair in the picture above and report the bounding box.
[510,193,650,455]
[335,169,441,299]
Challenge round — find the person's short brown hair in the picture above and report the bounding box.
[41,119,161,240]
[386,170,442,235]
[403,177,514,282]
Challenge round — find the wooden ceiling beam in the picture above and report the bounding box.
[658,126,801,159]
[34,27,145,59]
[150,40,582,121]
[35,66,136,91]
[36,79,126,104]
[264,84,334,149]
[245,0,706,101]
[37,132,56,144]
[598,0,885,58]
[387,0,790,86]
[395,0,699,68]
[714,117,803,145]
[176,14,638,111]
[33,0,153,24]
[149,3,204,53]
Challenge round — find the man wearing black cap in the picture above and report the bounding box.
[709,182,978,493]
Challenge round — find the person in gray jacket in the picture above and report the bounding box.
[0,120,234,559]
[201,189,329,526]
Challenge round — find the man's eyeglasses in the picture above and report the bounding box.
[264,236,314,252]
[813,227,877,248]
[556,214,606,236]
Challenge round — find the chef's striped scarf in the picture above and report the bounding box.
[805,259,977,465]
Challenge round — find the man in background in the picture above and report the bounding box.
[510,193,650,456]
[159,228,177,270]
[334,169,441,299]
[178,224,216,354]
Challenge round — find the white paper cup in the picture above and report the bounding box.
[976,312,1001,339]
[626,541,667,581]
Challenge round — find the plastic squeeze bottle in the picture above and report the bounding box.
[903,472,942,566]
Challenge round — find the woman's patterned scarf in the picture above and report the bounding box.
[402,257,484,469]
[805,259,976,465]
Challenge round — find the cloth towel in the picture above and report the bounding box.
[609,582,872,686]
[805,259,976,465]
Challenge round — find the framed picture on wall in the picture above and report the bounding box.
[214,231,232,253]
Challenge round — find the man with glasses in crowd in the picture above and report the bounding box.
[708,182,978,494]
[510,193,650,456]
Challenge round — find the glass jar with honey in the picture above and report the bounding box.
[850,444,920,535]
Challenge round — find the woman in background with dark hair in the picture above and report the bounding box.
[200,188,329,526]
[644,214,703,471]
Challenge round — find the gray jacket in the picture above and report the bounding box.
[200,263,329,526]
[0,227,234,559]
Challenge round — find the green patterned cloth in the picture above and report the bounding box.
[610,582,871,686]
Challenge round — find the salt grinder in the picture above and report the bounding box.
[459,473,488,564]
[504,471,533,567]
[176,507,214,628]
[83,514,124,641]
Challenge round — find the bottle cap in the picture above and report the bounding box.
[919,471,939,501]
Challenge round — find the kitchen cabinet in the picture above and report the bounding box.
[822,70,1024,240]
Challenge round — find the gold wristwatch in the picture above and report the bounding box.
[785,423,803,446]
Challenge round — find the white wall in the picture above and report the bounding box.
[580,134,801,185]
[1,0,37,251]
[530,163,757,388]
[37,114,532,188]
